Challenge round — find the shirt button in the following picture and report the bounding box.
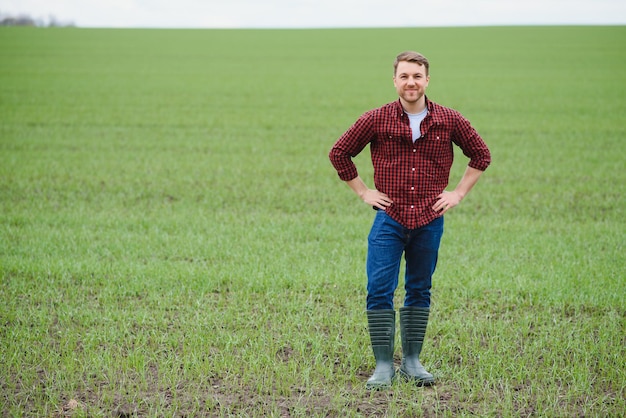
[413,149,416,152]
[411,187,415,190]
[412,168,415,171]
[411,205,414,209]
[436,136,440,139]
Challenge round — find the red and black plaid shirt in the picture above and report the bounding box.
[329,97,491,229]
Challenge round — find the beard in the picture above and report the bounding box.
[401,90,423,103]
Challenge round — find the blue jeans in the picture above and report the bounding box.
[366,210,444,310]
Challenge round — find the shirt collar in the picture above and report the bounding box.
[394,96,434,117]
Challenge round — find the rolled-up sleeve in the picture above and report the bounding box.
[329,111,376,181]
[453,114,491,171]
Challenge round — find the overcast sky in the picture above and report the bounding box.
[2,0,625,28]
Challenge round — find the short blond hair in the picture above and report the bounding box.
[394,51,430,76]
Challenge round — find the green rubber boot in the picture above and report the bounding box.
[398,306,435,386]
[365,309,396,390]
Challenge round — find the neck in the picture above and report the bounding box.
[400,96,427,114]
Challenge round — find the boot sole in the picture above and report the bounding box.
[365,382,393,390]
[365,374,396,390]
[397,369,435,387]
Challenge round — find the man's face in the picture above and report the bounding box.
[393,61,430,104]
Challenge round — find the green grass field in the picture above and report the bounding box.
[1,25,625,417]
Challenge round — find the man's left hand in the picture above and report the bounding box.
[433,191,463,215]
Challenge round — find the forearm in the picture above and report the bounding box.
[344,176,393,209]
[453,166,485,199]
[433,166,485,214]
[345,176,369,199]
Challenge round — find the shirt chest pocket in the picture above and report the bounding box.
[419,130,453,159]
[423,127,450,142]
[381,126,409,141]
[378,129,410,160]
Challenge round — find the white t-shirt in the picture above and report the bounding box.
[406,108,428,142]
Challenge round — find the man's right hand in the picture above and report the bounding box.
[360,189,393,210]
[345,176,393,210]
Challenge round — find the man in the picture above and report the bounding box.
[329,51,491,389]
